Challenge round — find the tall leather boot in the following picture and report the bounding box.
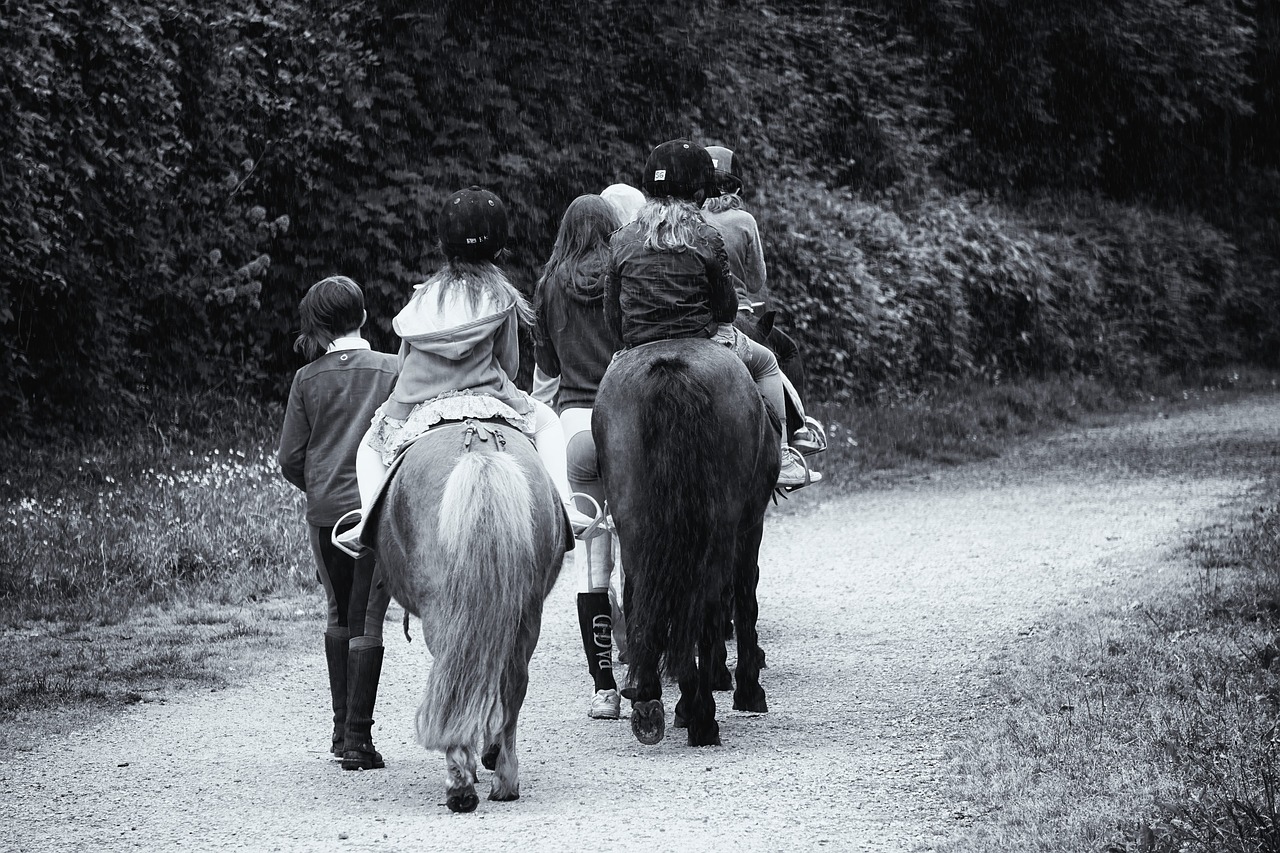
[577,592,620,719]
[341,645,385,770]
[324,632,349,756]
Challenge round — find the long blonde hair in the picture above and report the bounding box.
[634,197,706,252]
[420,260,534,327]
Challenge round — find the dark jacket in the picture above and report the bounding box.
[277,347,398,526]
[535,249,624,413]
[604,219,738,348]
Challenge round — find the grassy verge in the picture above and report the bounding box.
[937,474,1280,851]
[1,368,1276,732]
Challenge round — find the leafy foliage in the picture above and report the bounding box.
[759,181,1255,399]
[0,0,1276,433]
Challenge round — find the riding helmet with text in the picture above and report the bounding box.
[642,139,717,201]
[439,186,507,261]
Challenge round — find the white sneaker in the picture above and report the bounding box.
[791,417,828,456]
[588,688,621,720]
[778,446,822,488]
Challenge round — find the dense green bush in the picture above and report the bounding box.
[758,182,1249,399]
[0,0,1276,434]
[0,0,366,432]
[889,0,1255,199]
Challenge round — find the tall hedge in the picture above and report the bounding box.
[1,0,1276,434]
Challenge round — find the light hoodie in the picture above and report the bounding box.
[701,206,768,309]
[382,281,531,421]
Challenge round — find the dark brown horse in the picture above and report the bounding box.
[593,339,776,747]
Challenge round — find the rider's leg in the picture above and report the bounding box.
[333,426,388,555]
[311,524,354,755]
[529,398,593,535]
[779,369,828,455]
[562,412,620,719]
[342,562,391,771]
[738,337,822,487]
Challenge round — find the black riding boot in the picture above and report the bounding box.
[577,592,617,692]
[324,633,349,756]
[341,645,385,771]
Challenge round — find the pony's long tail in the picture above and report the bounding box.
[415,451,536,752]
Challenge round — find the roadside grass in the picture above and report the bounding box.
[0,595,315,750]
[937,480,1280,852]
[1,367,1277,734]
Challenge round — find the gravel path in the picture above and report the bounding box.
[4,396,1277,853]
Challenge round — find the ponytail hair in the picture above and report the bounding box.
[703,191,746,215]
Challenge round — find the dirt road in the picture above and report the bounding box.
[4,396,1277,852]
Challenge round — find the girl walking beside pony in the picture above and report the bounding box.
[277,275,398,770]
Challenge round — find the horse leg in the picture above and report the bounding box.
[489,638,534,802]
[732,528,768,714]
[621,573,665,745]
[712,584,733,691]
[683,607,721,747]
[444,745,480,813]
[672,650,696,729]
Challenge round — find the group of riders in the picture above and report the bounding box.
[276,139,828,771]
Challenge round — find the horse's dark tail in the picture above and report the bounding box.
[415,451,536,751]
[628,355,727,678]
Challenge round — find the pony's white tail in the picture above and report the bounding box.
[415,451,537,752]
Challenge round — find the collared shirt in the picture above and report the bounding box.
[326,336,372,353]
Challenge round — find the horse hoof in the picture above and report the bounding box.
[687,720,721,747]
[481,743,501,771]
[732,690,768,714]
[488,787,520,802]
[447,788,480,813]
[631,699,665,745]
[713,666,733,692]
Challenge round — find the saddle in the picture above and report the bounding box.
[361,416,528,552]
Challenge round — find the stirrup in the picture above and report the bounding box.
[569,492,612,541]
[331,508,369,559]
[777,447,820,492]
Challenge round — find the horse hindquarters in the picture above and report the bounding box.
[410,449,549,811]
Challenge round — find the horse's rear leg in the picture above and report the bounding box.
[732,530,768,714]
[620,570,666,745]
[488,643,533,802]
[444,745,480,813]
[682,612,721,747]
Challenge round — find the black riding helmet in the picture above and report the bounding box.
[704,145,745,196]
[439,186,507,261]
[642,139,716,201]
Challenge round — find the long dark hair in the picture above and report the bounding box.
[538,194,619,297]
